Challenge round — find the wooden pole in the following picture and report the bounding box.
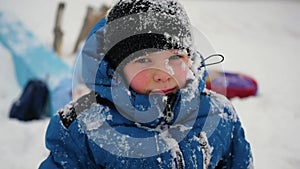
[72,6,94,54]
[53,2,65,56]
[72,5,110,54]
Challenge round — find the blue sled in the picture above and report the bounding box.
[0,11,71,116]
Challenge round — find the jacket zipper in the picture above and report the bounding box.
[197,132,212,169]
[175,150,184,169]
[163,94,185,169]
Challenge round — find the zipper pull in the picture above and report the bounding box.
[165,103,174,123]
[163,94,176,123]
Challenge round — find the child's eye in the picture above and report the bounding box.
[169,55,183,61]
[134,58,151,63]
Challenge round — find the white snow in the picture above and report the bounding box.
[0,0,300,168]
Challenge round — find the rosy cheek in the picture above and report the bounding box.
[129,71,151,94]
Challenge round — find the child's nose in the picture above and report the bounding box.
[153,70,171,82]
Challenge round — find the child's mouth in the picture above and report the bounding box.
[150,87,176,95]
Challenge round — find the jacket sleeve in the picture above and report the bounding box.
[229,116,253,169]
[198,92,253,169]
[39,115,97,169]
[208,93,253,169]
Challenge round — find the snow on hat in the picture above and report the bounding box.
[104,0,193,69]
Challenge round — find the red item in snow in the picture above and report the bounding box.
[206,70,258,99]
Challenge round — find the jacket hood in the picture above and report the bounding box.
[74,18,207,127]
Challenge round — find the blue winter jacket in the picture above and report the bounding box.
[39,18,253,169]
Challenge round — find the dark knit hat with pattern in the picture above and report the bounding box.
[104,0,193,70]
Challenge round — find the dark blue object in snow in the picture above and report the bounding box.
[9,79,49,121]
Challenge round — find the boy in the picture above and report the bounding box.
[40,0,253,168]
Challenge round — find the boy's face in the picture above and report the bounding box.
[123,50,189,95]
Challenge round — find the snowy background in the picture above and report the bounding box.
[0,0,300,168]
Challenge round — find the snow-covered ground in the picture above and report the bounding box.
[1,0,300,168]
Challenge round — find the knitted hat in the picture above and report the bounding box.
[103,0,193,70]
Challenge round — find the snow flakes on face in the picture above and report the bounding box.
[180,53,204,102]
[164,58,175,75]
